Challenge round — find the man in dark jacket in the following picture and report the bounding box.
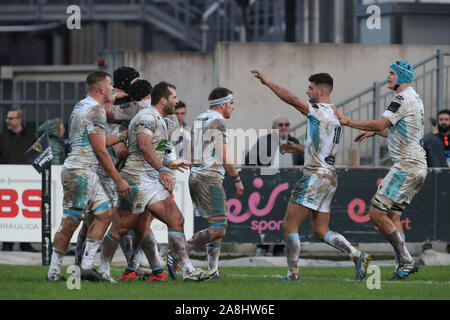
[245,116,304,257]
[245,116,304,166]
[423,109,450,167]
[0,107,38,252]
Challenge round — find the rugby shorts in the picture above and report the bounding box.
[188,173,227,219]
[289,170,337,213]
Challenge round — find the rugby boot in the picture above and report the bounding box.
[388,259,417,280]
[80,267,105,282]
[147,272,168,282]
[183,268,208,282]
[117,271,137,281]
[281,272,300,282]
[203,269,226,280]
[165,250,179,280]
[355,251,372,281]
[46,273,67,282]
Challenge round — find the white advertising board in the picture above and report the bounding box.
[0,165,193,244]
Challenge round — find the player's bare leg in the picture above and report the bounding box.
[47,214,81,281]
[369,195,415,279]
[133,209,166,281]
[148,198,206,281]
[98,207,139,279]
[80,208,114,272]
[187,216,227,279]
[388,210,405,267]
[311,210,370,280]
[311,211,361,261]
[281,202,310,281]
[75,213,94,266]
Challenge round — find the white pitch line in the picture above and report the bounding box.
[226,273,450,285]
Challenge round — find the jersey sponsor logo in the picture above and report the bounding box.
[155,139,168,152]
[387,101,401,113]
[324,155,335,165]
[312,104,319,109]
[92,117,106,128]
[393,95,404,101]
[138,120,155,131]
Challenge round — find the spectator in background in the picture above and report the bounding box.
[245,115,304,257]
[38,119,66,165]
[245,115,304,167]
[0,107,38,252]
[171,100,191,161]
[423,109,450,167]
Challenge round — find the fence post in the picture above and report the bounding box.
[372,81,380,166]
[436,49,444,116]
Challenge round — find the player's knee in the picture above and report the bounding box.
[95,210,114,225]
[171,214,184,230]
[57,222,77,239]
[282,222,294,236]
[209,228,226,241]
[208,219,227,240]
[370,194,391,217]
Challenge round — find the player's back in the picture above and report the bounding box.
[382,87,427,167]
[303,103,342,174]
[191,110,228,180]
[123,106,168,179]
[64,96,105,169]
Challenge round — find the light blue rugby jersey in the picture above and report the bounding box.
[304,103,342,174]
[382,87,427,167]
[191,109,228,179]
[64,96,107,169]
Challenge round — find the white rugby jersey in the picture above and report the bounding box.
[191,110,228,179]
[96,123,121,180]
[64,96,107,169]
[382,87,427,167]
[122,106,168,179]
[304,103,342,174]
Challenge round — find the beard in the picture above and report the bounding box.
[438,124,450,134]
[163,103,175,115]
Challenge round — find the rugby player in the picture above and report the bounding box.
[333,60,426,280]
[98,81,208,282]
[115,79,168,282]
[46,71,132,281]
[170,87,244,280]
[252,70,371,281]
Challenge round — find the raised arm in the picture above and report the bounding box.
[251,70,309,115]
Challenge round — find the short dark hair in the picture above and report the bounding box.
[8,106,23,118]
[438,109,450,117]
[308,73,333,91]
[87,71,110,91]
[150,81,176,106]
[175,101,186,110]
[128,79,152,101]
[208,87,233,101]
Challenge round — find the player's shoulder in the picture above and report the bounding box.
[134,108,157,128]
[86,103,106,120]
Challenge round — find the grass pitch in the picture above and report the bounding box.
[0,265,449,300]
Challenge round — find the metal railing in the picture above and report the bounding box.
[290,50,450,166]
[0,0,285,52]
[0,79,88,136]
